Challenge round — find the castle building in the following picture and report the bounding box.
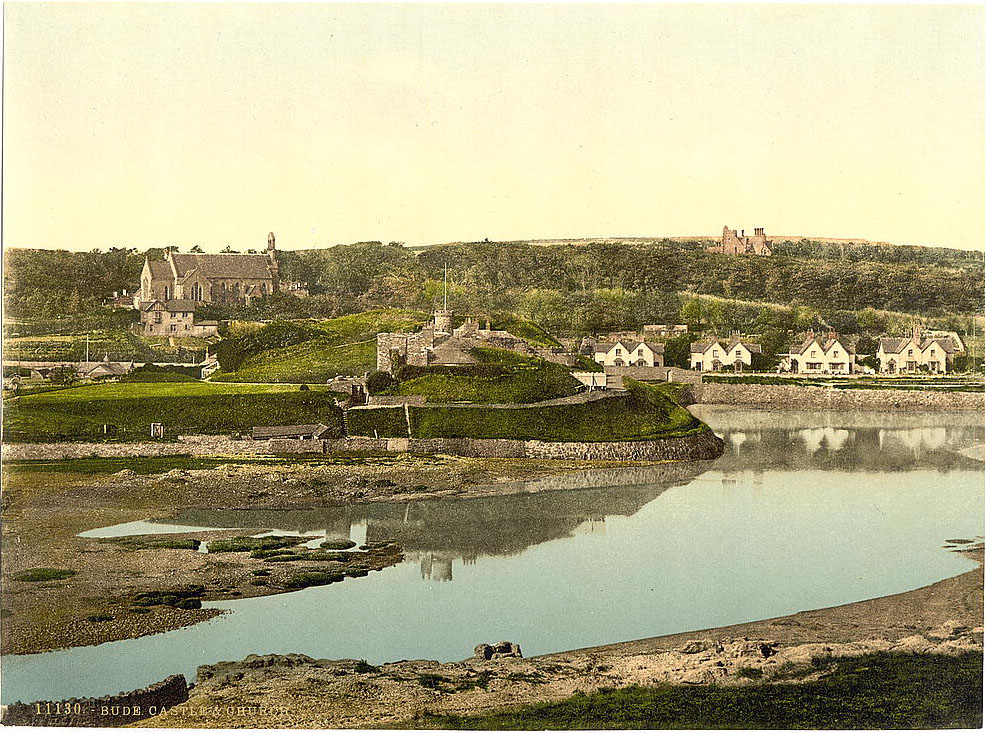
[708,226,773,256]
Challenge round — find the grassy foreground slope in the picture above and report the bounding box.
[213,309,429,383]
[350,380,704,441]
[413,652,982,730]
[2,382,342,442]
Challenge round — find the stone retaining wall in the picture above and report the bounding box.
[0,674,188,727]
[694,383,985,410]
[5,428,724,463]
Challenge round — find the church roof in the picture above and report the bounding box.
[146,259,172,278]
[170,253,275,280]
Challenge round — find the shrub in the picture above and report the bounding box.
[320,539,357,550]
[86,614,114,623]
[366,370,396,395]
[735,666,764,679]
[208,536,306,553]
[174,598,202,610]
[283,570,346,589]
[12,567,76,582]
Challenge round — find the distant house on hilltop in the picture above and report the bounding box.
[707,226,772,256]
[782,331,855,374]
[690,335,761,372]
[876,327,957,374]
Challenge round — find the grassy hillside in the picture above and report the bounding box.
[3,382,342,443]
[383,348,582,404]
[213,309,429,383]
[350,380,703,442]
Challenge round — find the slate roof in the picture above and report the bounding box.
[595,340,665,354]
[147,260,172,278]
[689,341,718,354]
[142,299,198,312]
[170,253,275,280]
[726,338,762,354]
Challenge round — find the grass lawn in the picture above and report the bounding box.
[2,381,342,442]
[350,380,704,442]
[385,348,583,404]
[411,652,983,730]
[214,309,429,382]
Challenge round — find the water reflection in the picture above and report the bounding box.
[3,410,982,704]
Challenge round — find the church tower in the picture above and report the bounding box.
[267,232,280,291]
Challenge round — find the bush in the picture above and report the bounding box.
[283,570,346,589]
[12,567,76,582]
[86,614,114,623]
[208,536,306,553]
[366,370,396,395]
[320,539,357,550]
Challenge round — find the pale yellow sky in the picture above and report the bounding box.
[3,3,984,252]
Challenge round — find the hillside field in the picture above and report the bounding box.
[213,309,430,383]
[2,382,343,443]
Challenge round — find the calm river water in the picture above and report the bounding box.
[2,408,982,704]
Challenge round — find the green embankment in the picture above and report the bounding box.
[412,652,982,730]
[2,382,342,443]
[349,380,703,442]
[213,309,429,383]
[383,348,583,404]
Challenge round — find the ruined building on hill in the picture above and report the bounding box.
[707,226,773,256]
[376,310,576,373]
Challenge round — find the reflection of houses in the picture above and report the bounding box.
[782,331,855,375]
[876,327,956,374]
[594,340,665,367]
[690,336,761,372]
[419,553,454,582]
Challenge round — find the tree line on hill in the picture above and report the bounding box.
[4,240,983,339]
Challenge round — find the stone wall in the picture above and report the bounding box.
[1,674,188,728]
[367,395,427,406]
[694,383,985,411]
[2,435,266,461]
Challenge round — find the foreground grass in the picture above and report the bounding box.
[2,381,342,442]
[412,652,983,730]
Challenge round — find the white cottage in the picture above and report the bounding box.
[784,331,856,374]
[876,328,956,374]
[689,337,761,372]
[593,340,665,367]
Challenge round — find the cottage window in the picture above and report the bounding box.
[637,349,644,356]
[154,311,162,324]
[170,325,178,333]
[908,349,913,356]
[713,349,719,357]
[615,348,622,355]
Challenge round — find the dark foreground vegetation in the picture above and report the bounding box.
[412,652,983,730]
